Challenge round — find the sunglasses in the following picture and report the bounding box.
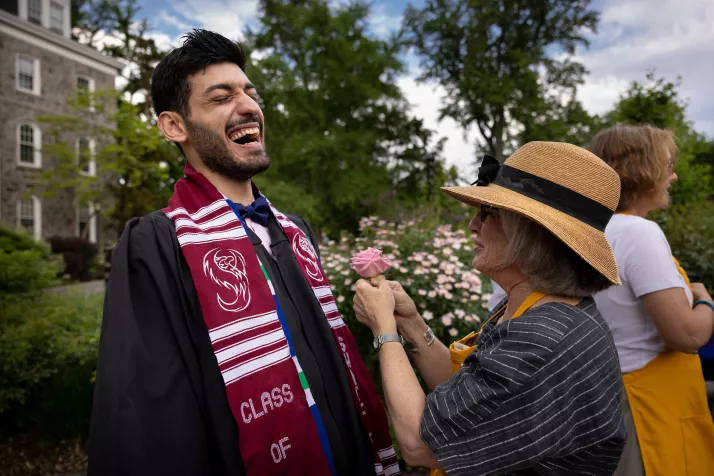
[480,206,499,223]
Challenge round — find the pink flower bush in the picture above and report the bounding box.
[323,214,498,356]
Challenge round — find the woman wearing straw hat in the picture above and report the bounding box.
[588,124,714,476]
[352,141,626,475]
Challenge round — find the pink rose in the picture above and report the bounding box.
[350,247,393,278]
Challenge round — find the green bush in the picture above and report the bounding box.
[654,201,714,291]
[0,291,103,437]
[0,226,62,297]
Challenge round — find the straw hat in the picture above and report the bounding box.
[442,141,621,285]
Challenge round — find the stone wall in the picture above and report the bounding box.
[0,31,116,240]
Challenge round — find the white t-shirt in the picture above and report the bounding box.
[593,214,692,373]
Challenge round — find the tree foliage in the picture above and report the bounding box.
[606,72,712,205]
[403,0,599,162]
[72,0,167,116]
[38,90,183,236]
[245,0,456,235]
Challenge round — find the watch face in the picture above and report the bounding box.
[373,336,379,350]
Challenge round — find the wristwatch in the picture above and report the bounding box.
[373,333,404,351]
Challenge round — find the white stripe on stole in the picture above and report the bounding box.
[313,286,332,299]
[303,387,316,407]
[215,329,285,365]
[321,302,339,314]
[222,344,291,385]
[325,316,345,329]
[177,227,247,246]
[291,356,303,373]
[291,357,317,406]
[383,462,400,476]
[378,447,397,460]
[374,463,384,475]
[174,210,236,232]
[209,311,279,343]
[166,199,226,220]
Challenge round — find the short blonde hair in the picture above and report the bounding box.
[499,210,611,297]
[587,124,677,211]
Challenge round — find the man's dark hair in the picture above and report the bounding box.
[151,29,247,118]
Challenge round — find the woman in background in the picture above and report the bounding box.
[589,124,714,476]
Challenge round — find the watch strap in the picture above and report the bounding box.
[374,333,404,351]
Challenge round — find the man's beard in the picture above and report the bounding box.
[185,117,270,180]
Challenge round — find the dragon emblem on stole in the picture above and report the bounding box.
[203,248,251,312]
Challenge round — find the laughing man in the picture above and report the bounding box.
[88,29,399,476]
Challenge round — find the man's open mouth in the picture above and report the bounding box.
[228,127,260,145]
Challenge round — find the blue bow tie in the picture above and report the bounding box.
[234,196,271,226]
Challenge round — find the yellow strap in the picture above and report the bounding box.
[672,256,692,293]
[512,291,547,320]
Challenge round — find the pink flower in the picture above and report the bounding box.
[350,247,392,278]
[441,315,452,326]
[418,289,427,296]
[423,311,434,321]
[449,328,459,337]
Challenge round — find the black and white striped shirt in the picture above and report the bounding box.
[420,298,626,475]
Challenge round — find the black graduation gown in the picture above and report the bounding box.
[88,210,376,476]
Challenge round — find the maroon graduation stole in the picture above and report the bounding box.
[163,163,399,476]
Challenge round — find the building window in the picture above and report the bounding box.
[76,76,96,109]
[77,76,91,91]
[17,196,42,240]
[50,1,64,34]
[17,123,42,168]
[77,137,96,176]
[28,0,42,25]
[78,202,97,243]
[16,55,40,95]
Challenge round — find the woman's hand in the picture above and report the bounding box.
[387,281,418,319]
[353,279,397,335]
[692,283,713,304]
[387,281,424,331]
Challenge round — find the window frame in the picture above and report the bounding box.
[16,54,41,96]
[76,137,97,176]
[49,0,64,34]
[16,123,42,168]
[27,0,42,25]
[16,196,42,240]
[77,201,97,243]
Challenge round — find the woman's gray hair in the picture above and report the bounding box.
[498,210,611,297]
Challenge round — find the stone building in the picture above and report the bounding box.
[0,0,122,243]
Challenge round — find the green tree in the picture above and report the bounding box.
[518,96,603,147]
[245,0,451,236]
[72,0,168,116]
[402,0,599,162]
[606,72,712,205]
[38,90,182,236]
